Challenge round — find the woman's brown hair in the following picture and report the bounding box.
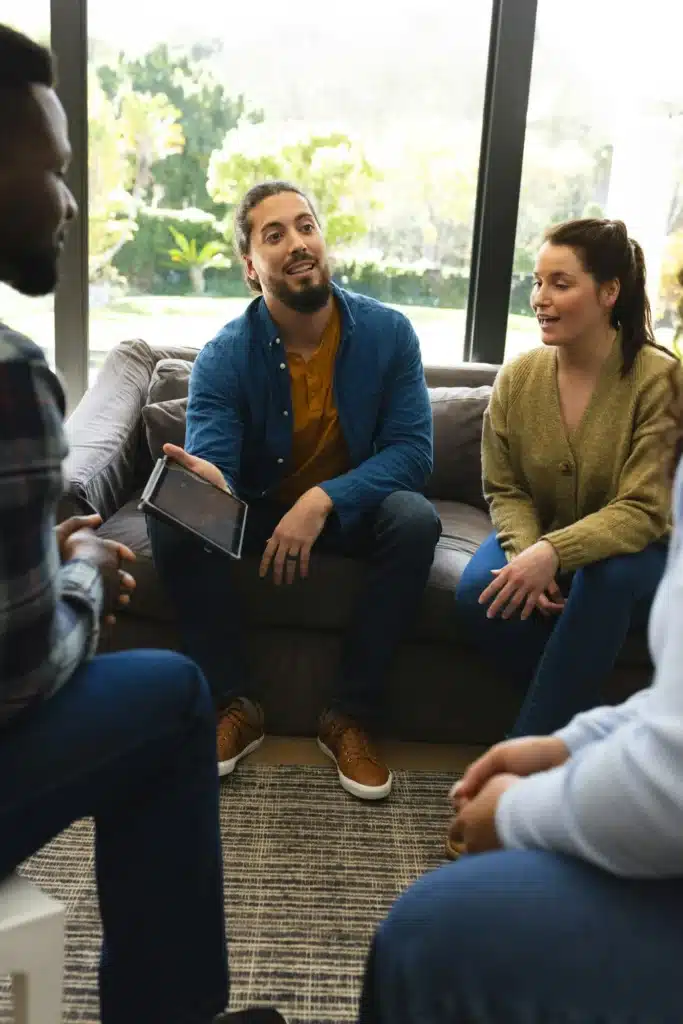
[672,266,683,474]
[545,218,673,376]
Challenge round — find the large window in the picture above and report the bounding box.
[87,0,492,378]
[507,0,683,360]
[0,5,54,366]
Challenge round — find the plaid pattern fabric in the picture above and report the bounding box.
[0,324,102,725]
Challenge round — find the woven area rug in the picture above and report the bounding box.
[0,763,454,1024]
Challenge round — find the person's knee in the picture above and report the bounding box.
[376,491,441,556]
[134,650,214,725]
[456,549,500,612]
[455,565,486,610]
[373,865,468,976]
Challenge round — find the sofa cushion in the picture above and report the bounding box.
[98,496,651,667]
[140,379,492,504]
[98,497,492,643]
[142,396,187,461]
[425,386,492,509]
[147,358,193,406]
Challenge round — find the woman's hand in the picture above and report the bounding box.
[536,579,566,618]
[479,540,560,620]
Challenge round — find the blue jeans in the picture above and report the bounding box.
[0,650,228,1024]
[455,533,667,736]
[358,850,683,1023]
[148,491,441,725]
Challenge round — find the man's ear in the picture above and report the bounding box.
[243,255,259,287]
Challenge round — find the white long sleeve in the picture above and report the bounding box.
[496,462,683,878]
[553,688,650,753]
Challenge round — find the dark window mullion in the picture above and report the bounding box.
[464,0,538,365]
[51,0,89,409]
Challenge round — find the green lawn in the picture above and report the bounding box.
[1,288,673,385]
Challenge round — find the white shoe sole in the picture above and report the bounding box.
[218,734,264,777]
[317,739,393,801]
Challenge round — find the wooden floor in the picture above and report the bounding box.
[252,736,485,774]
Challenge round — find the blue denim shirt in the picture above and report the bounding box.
[185,284,433,529]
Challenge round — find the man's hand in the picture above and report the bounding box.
[450,736,571,809]
[67,531,136,624]
[260,486,333,585]
[55,514,102,561]
[452,773,520,855]
[479,540,560,620]
[163,443,232,493]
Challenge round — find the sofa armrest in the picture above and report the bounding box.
[63,338,198,520]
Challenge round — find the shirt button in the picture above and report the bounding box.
[275,338,281,345]
[280,362,286,370]
[560,461,572,475]
[283,410,289,416]
[277,458,284,464]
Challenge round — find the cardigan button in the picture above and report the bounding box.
[559,460,573,475]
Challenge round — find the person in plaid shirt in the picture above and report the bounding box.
[0,25,285,1024]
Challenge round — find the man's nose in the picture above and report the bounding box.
[64,186,78,222]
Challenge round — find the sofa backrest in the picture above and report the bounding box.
[65,339,499,518]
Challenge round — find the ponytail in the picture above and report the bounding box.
[614,234,654,375]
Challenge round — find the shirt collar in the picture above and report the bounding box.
[254,281,356,347]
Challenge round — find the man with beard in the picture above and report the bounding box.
[0,24,285,1024]
[149,181,440,800]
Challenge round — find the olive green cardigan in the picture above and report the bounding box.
[482,340,678,572]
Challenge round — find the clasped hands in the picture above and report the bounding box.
[479,539,564,620]
[448,735,570,854]
[55,514,136,625]
[162,443,333,586]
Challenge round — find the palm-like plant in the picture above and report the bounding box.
[167,227,231,295]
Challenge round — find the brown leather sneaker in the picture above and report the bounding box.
[216,698,265,777]
[317,710,392,800]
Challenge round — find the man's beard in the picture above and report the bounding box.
[0,245,59,297]
[270,264,332,314]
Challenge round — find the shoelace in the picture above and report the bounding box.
[332,723,380,767]
[218,703,251,741]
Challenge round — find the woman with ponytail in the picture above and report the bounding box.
[358,265,683,1024]
[454,219,680,750]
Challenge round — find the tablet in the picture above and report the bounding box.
[138,456,248,559]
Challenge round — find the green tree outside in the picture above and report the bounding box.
[207,121,380,251]
[98,44,262,211]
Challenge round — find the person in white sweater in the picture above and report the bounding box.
[358,438,683,1021]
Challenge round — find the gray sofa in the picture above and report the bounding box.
[61,338,651,745]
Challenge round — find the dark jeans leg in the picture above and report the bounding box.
[147,504,283,709]
[455,532,551,689]
[329,491,441,726]
[358,850,683,1024]
[0,650,227,1024]
[512,542,668,736]
[456,534,668,737]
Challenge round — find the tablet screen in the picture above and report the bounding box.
[152,461,247,556]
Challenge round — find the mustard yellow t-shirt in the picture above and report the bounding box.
[276,303,350,505]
